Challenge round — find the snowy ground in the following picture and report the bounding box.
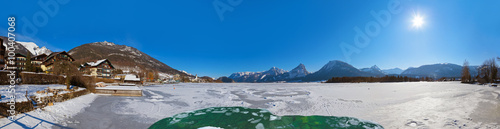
[0,84,82,103]
[1,82,500,128]
[0,93,98,128]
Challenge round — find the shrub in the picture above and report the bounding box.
[19,72,65,84]
[95,77,116,83]
[70,75,96,92]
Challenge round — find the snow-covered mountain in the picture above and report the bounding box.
[17,42,52,56]
[263,67,287,76]
[229,61,394,82]
[0,37,41,56]
[228,61,484,82]
[359,65,385,77]
[302,60,366,82]
[260,64,313,82]
[228,71,260,81]
[382,68,404,75]
[288,63,310,78]
[229,64,313,82]
[228,67,288,82]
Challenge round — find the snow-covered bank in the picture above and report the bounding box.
[0,84,69,102]
[0,93,98,128]
[63,82,499,128]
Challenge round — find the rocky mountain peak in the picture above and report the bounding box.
[289,63,310,78]
[371,65,381,71]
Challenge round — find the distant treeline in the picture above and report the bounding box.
[325,75,433,83]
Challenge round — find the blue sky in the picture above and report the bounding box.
[2,0,500,77]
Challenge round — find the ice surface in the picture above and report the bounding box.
[78,82,500,128]
[198,126,223,129]
[1,82,499,129]
[149,106,383,128]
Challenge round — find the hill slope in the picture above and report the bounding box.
[382,68,404,75]
[68,41,187,76]
[400,63,463,78]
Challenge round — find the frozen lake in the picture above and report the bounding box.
[2,82,499,128]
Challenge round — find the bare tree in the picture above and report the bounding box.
[112,69,123,77]
[25,53,33,72]
[478,58,498,83]
[52,61,81,89]
[491,58,498,82]
[461,60,471,83]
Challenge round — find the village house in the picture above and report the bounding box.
[41,51,75,73]
[12,53,27,71]
[31,54,48,67]
[79,59,115,78]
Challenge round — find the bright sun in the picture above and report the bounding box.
[412,14,424,28]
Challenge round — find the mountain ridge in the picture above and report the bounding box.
[359,65,386,77]
[228,61,486,82]
[382,68,404,75]
[17,41,52,56]
[68,41,188,76]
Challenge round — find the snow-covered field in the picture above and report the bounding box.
[0,84,79,103]
[0,93,98,129]
[1,82,499,129]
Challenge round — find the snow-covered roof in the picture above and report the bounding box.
[86,59,108,67]
[81,59,115,69]
[124,74,141,81]
[95,86,141,90]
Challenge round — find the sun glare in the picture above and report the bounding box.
[412,14,424,28]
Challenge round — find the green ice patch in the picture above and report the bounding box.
[149,107,383,129]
